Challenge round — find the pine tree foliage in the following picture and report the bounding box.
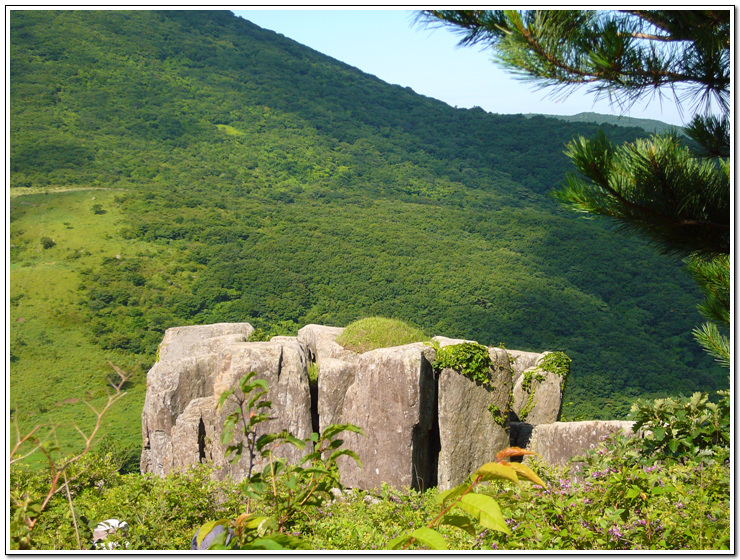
[419,10,729,114]
[557,131,729,257]
[419,9,731,365]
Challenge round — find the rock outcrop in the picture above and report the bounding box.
[140,324,312,480]
[511,353,565,424]
[142,322,597,489]
[436,343,512,491]
[334,343,438,491]
[512,420,638,466]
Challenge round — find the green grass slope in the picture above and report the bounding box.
[9,10,726,458]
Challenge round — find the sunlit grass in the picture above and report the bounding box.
[9,190,155,466]
[335,317,429,354]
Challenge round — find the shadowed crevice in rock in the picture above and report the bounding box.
[197,417,206,463]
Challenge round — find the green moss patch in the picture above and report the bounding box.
[336,317,428,354]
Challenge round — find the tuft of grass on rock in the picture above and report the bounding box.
[336,317,428,354]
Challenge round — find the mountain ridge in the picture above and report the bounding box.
[9,10,725,453]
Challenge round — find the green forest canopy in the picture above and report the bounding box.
[9,10,726,455]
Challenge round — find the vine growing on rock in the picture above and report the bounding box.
[432,342,493,386]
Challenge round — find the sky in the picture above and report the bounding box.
[233,9,688,127]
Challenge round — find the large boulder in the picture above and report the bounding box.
[317,357,358,432]
[140,325,313,480]
[213,338,313,473]
[334,343,437,491]
[436,345,512,491]
[506,350,544,383]
[517,420,638,466]
[511,355,564,424]
[141,353,229,476]
[296,324,353,364]
[156,323,254,362]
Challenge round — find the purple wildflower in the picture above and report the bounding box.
[608,525,623,541]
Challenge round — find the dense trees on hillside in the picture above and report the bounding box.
[9,10,726,427]
[421,9,731,369]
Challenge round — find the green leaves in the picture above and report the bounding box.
[454,494,510,534]
[433,342,492,385]
[388,527,449,550]
[393,451,547,549]
[474,462,520,485]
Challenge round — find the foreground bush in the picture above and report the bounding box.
[10,369,730,551]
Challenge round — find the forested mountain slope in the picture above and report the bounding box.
[525,111,684,135]
[9,10,725,453]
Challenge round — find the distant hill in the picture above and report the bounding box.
[9,10,724,454]
[525,111,685,135]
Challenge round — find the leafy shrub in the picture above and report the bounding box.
[40,236,56,249]
[432,342,492,385]
[539,352,572,382]
[201,371,364,550]
[388,447,545,550]
[629,390,730,464]
[336,317,428,354]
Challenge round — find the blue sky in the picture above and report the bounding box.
[233,9,687,126]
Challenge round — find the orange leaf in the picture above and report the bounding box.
[496,447,539,462]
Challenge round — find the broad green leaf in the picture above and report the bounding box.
[217,389,234,411]
[247,389,269,411]
[474,462,519,485]
[249,537,284,550]
[285,474,298,491]
[298,466,330,476]
[241,376,267,396]
[255,432,280,451]
[225,443,243,463]
[505,462,546,487]
[328,439,345,450]
[196,519,230,548]
[322,423,365,440]
[330,448,361,467]
[387,533,413,550]
[409,528,447,550]
[454,494,510,534]
[653,427,666,441]
[248,481,268,495]
[435,483,468,505]
[248,412,271,428]
[440,514,477,536]
[265,534,313,550]
[221,417,237,445]
[279,433,306,449]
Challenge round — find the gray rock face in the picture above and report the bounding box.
[296,324,351,364]
[436,346,512,491]
[521,420,638,466]
[317,357,358,432]
[506,350,544,383]
[140,325,312,479]
[511,356,564,424]
[214,339,313,471]
[334,343,437,491]
[142,322,591,490]
[157,323,254,362]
